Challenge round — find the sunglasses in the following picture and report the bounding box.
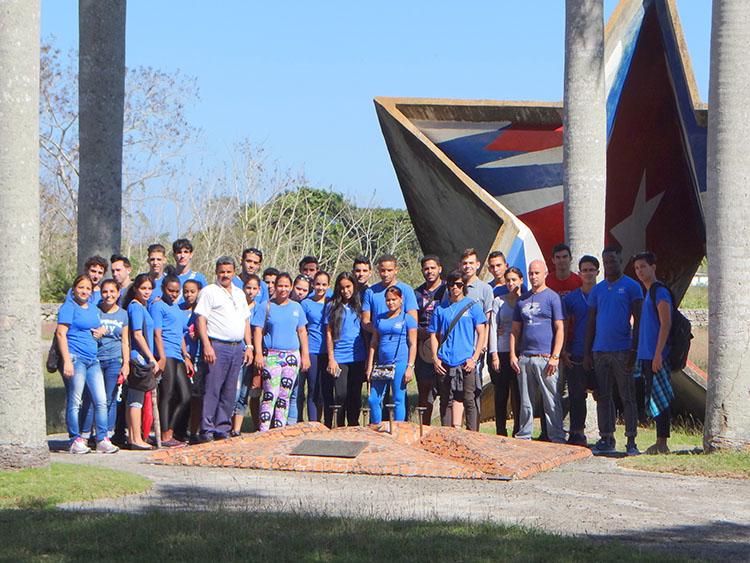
[449,282,465,288]
[243,247,263,260]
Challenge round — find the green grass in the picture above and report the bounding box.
[0,510,690,562]
[0,462,151,510]
[680,285,708,309]
[619,450,750,480]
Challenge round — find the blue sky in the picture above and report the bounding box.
[42,0,711,209]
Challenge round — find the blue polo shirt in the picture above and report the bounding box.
[57,300,100,362]
[178,269,208,290]
[375,312,417,365]
[362,281,418,319]
[147,274,164,305]
[251,300,306,351]
[563,288,592,358]
[513,288,564,355]
[181,307,201,362]
[97,306,129,362]
[323,303,366,363]
[128,301,155,365]
[301,298,326,355]
[428,297,486,367]
[637,285,672,361]
[589,275,643,352]
[149,299,187,360]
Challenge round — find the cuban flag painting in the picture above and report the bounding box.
[375,0,706,301]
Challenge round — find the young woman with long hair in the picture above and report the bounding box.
[323,271,366,428]
[251,272,311,430]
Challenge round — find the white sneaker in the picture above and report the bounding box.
[96,438,119,454]
[69,437,91,455]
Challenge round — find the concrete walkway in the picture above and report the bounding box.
[53,444,750,561]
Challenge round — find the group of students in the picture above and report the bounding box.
[55,238,676,457]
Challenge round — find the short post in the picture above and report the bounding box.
[361,406,370,427]
[385,403,396,434]
[416,406,427,438]
[331,405,341,429]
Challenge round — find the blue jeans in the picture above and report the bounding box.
[287,374,299,425]
[81,357,121,435]
[63,355,108,441]
[294,353,325,422]
[368,361,407,423]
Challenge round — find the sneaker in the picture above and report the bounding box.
[69,437,91,455]
[161,438,186,448]
[626,443,640,456]
[592,437,616,454]
[213,431,228,441]
[229,430,241,438]
[96,438,120,454]
[567,433,588,447]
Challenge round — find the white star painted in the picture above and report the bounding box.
[610,171,664,261]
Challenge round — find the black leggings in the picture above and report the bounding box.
[158,357,191,432]
[322,361,364,428]
[491,352,520,437]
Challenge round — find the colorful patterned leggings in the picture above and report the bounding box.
[259,349,301,431]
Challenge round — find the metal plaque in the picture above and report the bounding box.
[290,439,368,458]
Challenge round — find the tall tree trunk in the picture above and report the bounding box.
[77,0,126,271]
[563,0,606,263]
[704,0,750,451]
[0,0,50,469]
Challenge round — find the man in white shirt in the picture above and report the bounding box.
[195,256,253,441]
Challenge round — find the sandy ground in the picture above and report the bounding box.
[52,442,749,561]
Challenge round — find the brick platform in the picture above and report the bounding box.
[152,422,591,480]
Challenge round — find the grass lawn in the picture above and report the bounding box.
[0,462,151,510]
[619,450,750,480]
[0,510,690,562]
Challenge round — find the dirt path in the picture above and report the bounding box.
[54,445,749,561]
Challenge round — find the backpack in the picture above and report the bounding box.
[649,282,692,371]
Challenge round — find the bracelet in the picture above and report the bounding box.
[551,354,559,360]
[406,363,414,368]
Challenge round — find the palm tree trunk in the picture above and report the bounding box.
[704,0,750,451]
[563,0,606,262]
[0,0,50,469]
[77,0,126,271]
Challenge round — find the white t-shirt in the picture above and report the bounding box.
[194,282,249,342]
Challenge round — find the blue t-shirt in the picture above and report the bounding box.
[178,269,208,290]
[97,306,129,361]
[148,275,165,305]
[375,312,417,365]
[589,275,643,352]
[323,303,366,363]
[563,288,592,358]
[149,299,187,360]
[182,307,201,362]
[65,287,101,306]
[301,298,326,355]
[362,281,418,319]
[637,285,672,361]
[513,288,564,355]
[428,298,486,367]
[251,300,306,351]
[128,301,155,365]
[232,276,270,307]
[57,300,100,362]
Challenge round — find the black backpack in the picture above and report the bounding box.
[649,282,692,371]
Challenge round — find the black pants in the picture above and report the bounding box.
[322,361,364,428]
[567,357,594,433]
[158,357,191,433]
[640,360,671,438]
[490,352,520,436]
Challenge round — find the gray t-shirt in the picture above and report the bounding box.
[513,288,564,355]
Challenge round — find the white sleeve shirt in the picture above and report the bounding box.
[194,282,249,342]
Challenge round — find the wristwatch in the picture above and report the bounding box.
[551,354,560,360]
[406,363,414,368]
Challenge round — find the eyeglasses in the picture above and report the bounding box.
[449,282,464,288]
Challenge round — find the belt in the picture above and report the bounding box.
[209,338,243,346]
[522,353,551,358]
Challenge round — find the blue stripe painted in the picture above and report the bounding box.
[654,1,707,193]
[472,164,563,196]
[506,236,527,274]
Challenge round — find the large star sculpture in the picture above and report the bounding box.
[375,0,706,300]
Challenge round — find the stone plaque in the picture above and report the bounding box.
[290,439,368,458]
